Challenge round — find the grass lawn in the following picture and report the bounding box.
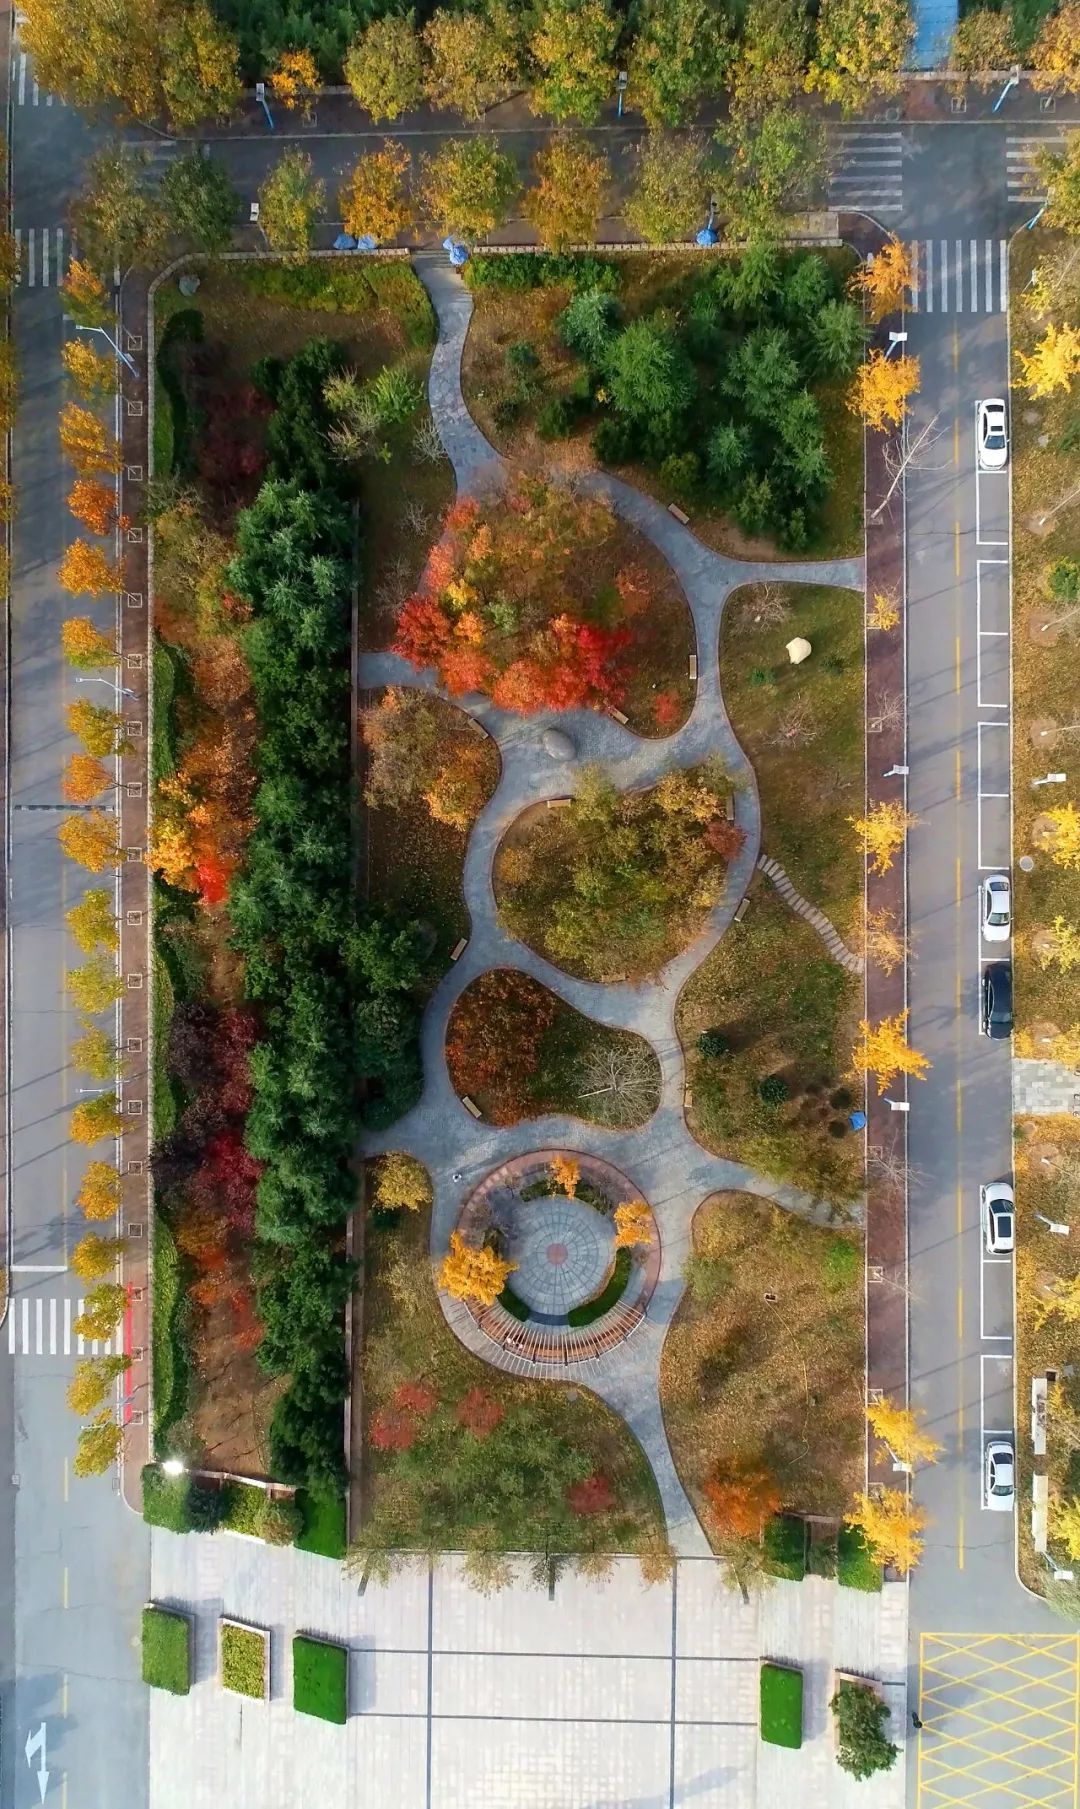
[660,1192,864,1544]
[221,1622,267,1699]
[445,968,660,1127]
[677,885,863,1205]
[293,1635,348,1724]
[1015,1115,1080,1593]
[358,1203,666,1559]
[295,1490,348,1560]
[1008,232,1080,1050]
[142,1606,191,1695]
[720,583,865,940]
[760,1663,804,1748]
[363,694,500,973]
[462,250,861,561]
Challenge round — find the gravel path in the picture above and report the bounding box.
[358,253,866,1555]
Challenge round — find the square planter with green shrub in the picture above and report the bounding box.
[760,1661,803,1749]
[837,1523,883,1591]
[220,1619,269,1701]
[295,1490,347,1560]
[142,1604,192,1695]
[763,1513,808,1581]
[293,1634,348,1724]
[831,1675,898,1779]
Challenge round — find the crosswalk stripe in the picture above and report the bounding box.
[32,77,38,105]
[27,230,35,288]
[7,1311,13,1355]
[50,1297,57,1355]
[17,52,26,106]
[5,1292,115,1356]
[941,240,949,312]
[64,1296,71,1356]
[22,1299,28,1353]
[13,229,66,289]
[913,237,1007,316]
[41,226,48,288]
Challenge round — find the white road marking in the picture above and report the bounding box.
[27,229,34,288]
[924,238,934,314]
[49,1297,57,1355]
[64,1296,71,1356]
[980,1250,1013,1344]
[970,239,978,313]
[21,1299,28,1353]
[977,722,1011,871]
[35,1298,42,1355]
[56,227,64,286]
[980,1351,1014,1508]
[17,52,26,105]
[941,240,949,312]
[976,559,1010,711]
[32,78,39,105]
[41,227,48,288]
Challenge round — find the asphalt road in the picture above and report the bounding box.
[0,45,1077,1808]
[0,63,148,1809]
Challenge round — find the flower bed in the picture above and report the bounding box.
[293,1634,348,1725]
[142,1605,192,1696]
[220,1619,269,1701]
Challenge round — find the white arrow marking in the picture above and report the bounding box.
[24,1723,49,1802]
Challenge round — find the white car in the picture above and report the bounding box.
[982,1181,1015,1254]
[978,399,1009,470]
[981,873,1011,943]
[985,1440,1015,1513]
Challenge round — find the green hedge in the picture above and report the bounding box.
[295,1490,347,1560]
[221,1623,267,1699]
[239,260,435,346]
[567,1247,632,1326]
[151,639,180,789]
[142,1463,223,1534]
[150,1216,190,1450]
[142,1606,191,1695]
[763,1513,808,1582]
[154,307,204,478]
[293,1635,348,1724]
[760,1662,803,1749]
[837,1524,883,1592]
[497,1282,532,1321]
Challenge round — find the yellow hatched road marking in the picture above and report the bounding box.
[918,1632,1080,1807]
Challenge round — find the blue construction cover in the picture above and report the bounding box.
[442,236,469,266]
[333,232,357,250]
[911,0,957,69]
[356,234,377,252]
[696,224,718,247]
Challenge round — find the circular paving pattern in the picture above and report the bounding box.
[508,1194,616,1321]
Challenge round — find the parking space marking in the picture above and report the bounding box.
[980,1250,1013,1344]
[975,469,1010,549]
[976,561,1010,711]
[977,723,1011,871]
[980,1351,1014,1502]
[918,1633,1080,1808]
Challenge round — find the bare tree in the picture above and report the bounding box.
[375,554,411,611]
[402,499,431,537]
[741,582,791,630]
[773,695,817,748]
[412,417,446,464]
[869,690,904,733]
[864,907,910,975]
[870,413,945,522]
[576,1044,661,1127]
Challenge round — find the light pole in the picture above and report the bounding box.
[1035,1211,1071,1236]
[73,321,137,377]
[1038,723,1080,739]
[992,63,1021,112]
[1026,203,1048,232]
[1031,772,1068,787]
[255,81,275,130]
[615,71,627,117]
[74,675,138,700]
[161,1457,186,1477]
[884,330,908,360]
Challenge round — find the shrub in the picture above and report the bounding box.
[141,1463,223,1534]
[697,1028,731,1059]
[239,260,435,347]
[261,1496,304,1546]
[566,1246,632,1325]
[837,1523,883,1591]
[536,397,576,440]
[464,252,620,293]
[498,1281,533,1321]
[559,286,621,364]
[759,1073,790,1107]
[221,1622,267,1699]
[295,1490,347,1559]
[763,1512,808,1580]
[293,1635,348,1724]
[831,1679,898,1779]
[151,1212,190,1449]
[220,1480,267,1537]
[760,1662,803,1748]
[142,1606,191,1695]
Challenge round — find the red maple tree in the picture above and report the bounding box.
[567,1472,615,1516]
[456,1388,506,1438]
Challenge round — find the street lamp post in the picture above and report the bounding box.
[992,64,1021,112]
[74,675,137,700]
[255,81,275,131]
[884,330,908,360]
[1031,772,1068,787]
[73,322,137,377]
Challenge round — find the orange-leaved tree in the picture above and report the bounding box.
[59,260,111,328]
[703,1462,783,1539]
[1033,2,1080,95]
[848,798,919,875]
[524,133,609,252]
[61,338,114,401]
[61,753,113,805]
[76,1161,122,1220]
[437,1229,517,1308]
[845,1488,926,1575]
[550,1154,580,1196]
[59,402,122,474]
[848,349,920,431]
[59,540,124,597]
[61,616,117,669]
[868,589,900,631]
[339,142,414,243]
[613,1201,652,1249]
[70,1092,123,1144]
[67,888,118,953]
[67,478,120,536]
[853,1009,931,1095]
[67,697,127,756]
[850,236,917,323]
[58,810,120,873]
[866,1396,943,1467]
[270,47,318,113]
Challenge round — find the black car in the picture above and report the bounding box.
[981,961,1013,1039]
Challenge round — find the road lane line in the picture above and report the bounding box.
[1000,239,1009,314]
[911,241,920,311]
[41,226,48,287]
[77,1296,84,1356]
[27,228,35,287]
[954,527,961,583]
[56,226,64,287]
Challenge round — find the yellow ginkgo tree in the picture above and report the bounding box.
[853,1009,931,1096]
[1017,322,1080,399]
[845,1488,926,1575]
[867,1396,943,1468]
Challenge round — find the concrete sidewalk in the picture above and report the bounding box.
[148,1532,907,1808]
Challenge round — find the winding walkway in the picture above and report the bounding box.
[359,254,866,1555]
